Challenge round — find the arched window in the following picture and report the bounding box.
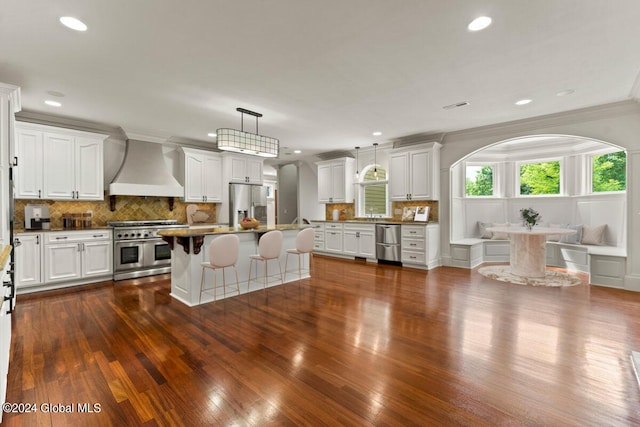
[358,164,389,218]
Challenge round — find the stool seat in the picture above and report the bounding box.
[284,227,315,282]
[248,230,283,290]
[200,234,240,302]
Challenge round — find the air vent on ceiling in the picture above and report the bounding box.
[443,101,470,110]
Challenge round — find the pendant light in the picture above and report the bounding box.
[355,146,360,178]
[373,143,379,180]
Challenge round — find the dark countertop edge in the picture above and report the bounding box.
[158,224,311,238]
[14,227,113,233]
[0,245,11,270]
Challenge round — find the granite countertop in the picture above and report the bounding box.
[14,226,112,233]
[0,245,11,270]
[310,219,433,225]
[158,223,309,238]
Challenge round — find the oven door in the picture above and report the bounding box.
[114,241,144,272]
[143,240,172,268]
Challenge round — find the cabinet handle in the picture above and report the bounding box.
[55,236,68,240]
[410,256,417,259]
[93,234,104,238]
[13,156,18,166]
[410,231,417,234]
[410,243,417,246]
[13,238,21,247]
[356,232,360,238]
[36,235,39,245]
[38,189,41,198]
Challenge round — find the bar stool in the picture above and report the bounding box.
[284,227,315,282]
[200,234,240,303]
[248,230,283,290]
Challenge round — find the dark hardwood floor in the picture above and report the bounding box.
[4,256,640,426]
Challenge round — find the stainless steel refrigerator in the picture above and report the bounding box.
[229,183,267,227]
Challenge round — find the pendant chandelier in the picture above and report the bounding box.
[217,108,279,158]
[373,142,379,180]
[355,146,360,178]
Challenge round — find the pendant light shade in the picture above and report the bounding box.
[355,146,360,178]
[373,143,379,180]
[217,108,279,158]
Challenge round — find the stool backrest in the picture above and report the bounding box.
[259,230,283,259]
[209,234,239,267]
[296,228,315,253]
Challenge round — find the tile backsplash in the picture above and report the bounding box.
[15,196,215,229]
[324,200,438,222]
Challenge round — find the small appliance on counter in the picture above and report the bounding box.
[24,204,50,230]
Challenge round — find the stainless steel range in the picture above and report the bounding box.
[108,220,187,281]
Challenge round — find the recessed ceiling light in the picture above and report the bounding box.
[46,90,65,98]
[44,100,62,107]
[468,16,492,32]
[515,99,532,106]
[372,131,382,136]
[556,89,575,97]
[59,16,87,32]
[443,101,470,110]
[293,150,301,154]
[207,132,217,137]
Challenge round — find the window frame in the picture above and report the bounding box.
[357,164,390,218]
[588,149,627,195]
[464,162,497,198]
[516,157,564,197]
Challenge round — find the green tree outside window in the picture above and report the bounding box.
[466,165,493,196]
[593,151,626,192]
[520,161,560,195]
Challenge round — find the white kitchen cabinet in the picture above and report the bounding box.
[15,122,107,200]
[324,223,344,254]
[401,223,440,269]
[316,158,355,203]
[223,153,264,184]
[310,221,325,251]
[343,223,375,258]
[389,142,441,201]
[14,232,43,289]
[44,230,112,283]
[181,148,222,203]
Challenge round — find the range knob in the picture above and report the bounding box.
[143,232,149,238]
[124,233,129,238]
[137,233,141,237]
[117,233,123,239]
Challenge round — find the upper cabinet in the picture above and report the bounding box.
[316,157,355,203]
[180,148,222,203]
[389,142,441,201]
[223,153,263,185]
[15,122,108,200]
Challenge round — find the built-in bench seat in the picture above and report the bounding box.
[450,238,627,288]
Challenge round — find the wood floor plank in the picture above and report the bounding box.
[4,257,640,426]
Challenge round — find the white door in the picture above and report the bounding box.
[324,230,343,253]
[330,163,346,202]
[43,133,75,199]
[15,233,42,288]
[358,231,376,258]
[203,155,222,202]
[229,156,248,182]
[75,137,103,200]
[184,153,205,202]
[246,158,263,184]
[317,164,333,202]
[342,231,358,256]
[389,152,410,201]
[410,150,431,200]
[83,241,112,277]
[45,243,82,282]
[14,129,43,199]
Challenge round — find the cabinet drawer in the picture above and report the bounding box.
[310,222,325,231]
[313,241,325,251]
[402,250,426,264]
[402,225,425,239]
[343,223,374,233]
[314,231,325,242]
[325,223,343,231]
[45,230,112,244]
[402,238,425,251]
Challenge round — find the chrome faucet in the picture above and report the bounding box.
[369,208,374,221]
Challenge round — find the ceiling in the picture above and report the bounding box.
[2,0,640,163]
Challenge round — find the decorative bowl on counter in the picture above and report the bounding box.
[239,218,260,229]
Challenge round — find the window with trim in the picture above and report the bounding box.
[465,164,494,196]
[518,160,561,196]
[358,165,389,217]
[592,150,626,193]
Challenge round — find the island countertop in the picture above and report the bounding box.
[157,223,309,238]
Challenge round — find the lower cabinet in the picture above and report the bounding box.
[16,230,112,292]
[324,223,344,254]
[343,223,375,259]
[401,224,440,269]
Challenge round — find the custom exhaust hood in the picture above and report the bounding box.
[109,139,184,197]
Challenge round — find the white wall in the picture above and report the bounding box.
[298,160,324,222]
[439,100,640,290]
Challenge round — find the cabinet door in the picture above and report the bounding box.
[75,137,103,200]
[324,230,343,253]
[389,152,410,201]
[83,241,112,277]
[342,231,358,256]
[203,155,222,202]
[45,243,82,282]
[358,231,376,258]
[246,158,263,184]
[14,128,43,199]
[317,164,333,202]
[184,153,205,202]
[331,163,346,202]
[15,233,42,288]
[229,156,248,182]
[43,133,75,199]
[409,150,432,200]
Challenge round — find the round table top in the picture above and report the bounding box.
[486,226,577,236]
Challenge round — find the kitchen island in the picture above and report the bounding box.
[158,224,311,306]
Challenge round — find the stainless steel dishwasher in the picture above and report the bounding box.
[375,224,401,263]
